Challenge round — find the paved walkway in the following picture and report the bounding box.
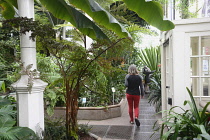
[78,94,161,140]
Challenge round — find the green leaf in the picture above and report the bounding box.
[137,47,160,72]
[0,0,18,19]
[200,101,210,121]
[0,117,16,127]
[13,127,35,139]
[186,87,201,123]
[39,0,109,40]
[0,105,16,119]
[70,0,131,38]
[0,98,11,108]
[200,134,210,140]
[0,81,6,93]
[123,0,175,31]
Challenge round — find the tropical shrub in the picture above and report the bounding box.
[44,117,94,140]
[44,117,67,140]
[137,46,161,111]
[153,87,210,140]
[148,72,161,112]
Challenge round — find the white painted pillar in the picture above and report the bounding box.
[12,0,47,137]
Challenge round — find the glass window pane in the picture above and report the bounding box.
[191,37,199,56]
[201,57,210,76]
[191,78,199,96]
[191,57,199,76]
[202,78,210,96]
[201,36,210,55]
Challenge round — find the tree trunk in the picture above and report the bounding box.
[65,79,79,139]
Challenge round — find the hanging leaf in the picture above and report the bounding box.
[123,0,175,31]
[39,0,109,40]
[0,0,18,19]
[70,0,131,38]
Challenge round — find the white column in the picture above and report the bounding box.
[18,0,36,69]
[12,0,47,136]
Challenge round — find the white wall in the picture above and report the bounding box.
[161,18,210,113]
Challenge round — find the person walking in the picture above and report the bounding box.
[142,66,155,93]
[125,64,144,127]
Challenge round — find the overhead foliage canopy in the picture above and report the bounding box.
[0,0,174,40]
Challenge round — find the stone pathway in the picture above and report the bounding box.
[89,95,161,140]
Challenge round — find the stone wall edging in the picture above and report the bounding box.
[53,98,126,120]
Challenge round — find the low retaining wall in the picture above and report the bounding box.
[52,98,126,120]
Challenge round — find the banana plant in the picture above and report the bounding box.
[0,0,18,19]
[0,0,174,40]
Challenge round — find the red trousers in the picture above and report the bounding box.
[126,93,140,122]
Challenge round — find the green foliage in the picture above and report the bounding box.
[44,118,93,140]
[36,53,65,115]
[110,1,149,27]
[156,0,199,19]
[70,0,131,38]
[123,0,174,31]
[176,0,199,19]
[1,0,175,33]
[154,87,210,140]
[137,46,161,71]
[137,46,161,111]
[0,97,36,140]
[39,0,110,40]
[44,117,67,140]
[0,0,18,19]
[0,81,6,93]
[148,72,161,112]
[78,124,93,139]
[0,19,20,89]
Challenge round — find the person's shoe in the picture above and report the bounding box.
[130,121,134,124]
[135,118,140,127]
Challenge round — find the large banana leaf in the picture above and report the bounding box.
[71,0,174,31]
[0,0,174,39]
[123,0,175,31]
[39,0,109,40]
[69,0,131,38]
[0,0,18,19]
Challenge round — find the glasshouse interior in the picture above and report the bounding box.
[1,0,210,140]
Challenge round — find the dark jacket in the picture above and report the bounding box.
[125,74,144,96]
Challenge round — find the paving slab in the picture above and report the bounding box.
[78,94,161,140]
